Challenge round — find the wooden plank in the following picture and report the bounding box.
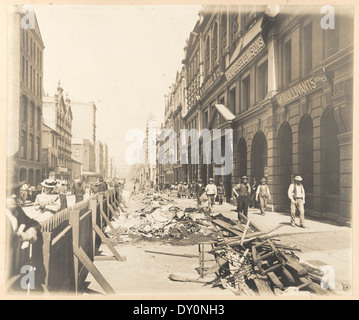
[267,271,284,290]
[238,212,261,232]
[253,277,274,296]
[89,199,98,259]
[69,210,80,294]
[99,206,122,242]
[93,224,126,261]
[42,231,52,291]
[73,245,115,294]
[212,219,243,236]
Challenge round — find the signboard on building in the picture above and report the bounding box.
[274,68,329,107]
[200,68,224,98]
[225,34,266,82]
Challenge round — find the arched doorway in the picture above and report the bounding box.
[28,169,35,186]
[277,122,293,210]
[19,168,27,183]
[237,138,247,181]
[298,115,313,208]
[321,108,340,213]
[251,132,268,183]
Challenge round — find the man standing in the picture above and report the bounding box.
[217,182,226,205]
[97,176,108,193]
[288,176,307,228]
[74,180,86,203]
[256,178,271,216]
[57,180,68,211]
[194,179,204,206]
[205,178,217,214]
[233,176,251,220]
[19,183,29,207]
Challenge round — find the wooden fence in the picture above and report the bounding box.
[5,188,126,295]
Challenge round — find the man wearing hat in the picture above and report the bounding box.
[233,176,251,220]
[256,178,271,216]
[35,179,61,214]
[205,178,217,214]
[217,181,226,205]
[288,176,307,228]
[97,176,108,193]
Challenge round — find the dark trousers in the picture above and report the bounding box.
[237,196,249,218]
[75,196,84,203]
[59,194,68,211]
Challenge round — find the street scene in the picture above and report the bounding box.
[5,4,354,299]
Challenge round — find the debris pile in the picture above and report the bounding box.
[169,213,333,296]
[106,193,221,242]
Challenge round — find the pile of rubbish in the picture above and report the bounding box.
[169,214,334,296]
[106,193,221,241]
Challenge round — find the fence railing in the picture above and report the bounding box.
[5,187,126,295]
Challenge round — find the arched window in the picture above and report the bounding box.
[221,13,227,68]
[230,13,239,54]
[30,103,35,128]
[251,131,268,182]
[205,36,210,77]
[21,96,28,122]
[29,134,34,160]
[21,130,27,159]
[36,137,40,162]
[19,168,27,183]
[212,22,218,68]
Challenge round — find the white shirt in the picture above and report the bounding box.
[205,184,217,196]
[288,183,305,202]
[35,193,61,212]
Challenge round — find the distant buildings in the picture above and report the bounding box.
[71,138,97,183]
[7,7,45,187]
[71,101,97,145]
[42,82,73,180]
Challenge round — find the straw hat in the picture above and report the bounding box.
[294,176,303,182]
[41,179,57,189]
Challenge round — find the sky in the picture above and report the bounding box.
[34,5,201,166]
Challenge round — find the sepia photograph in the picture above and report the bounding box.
[2,0,357,303]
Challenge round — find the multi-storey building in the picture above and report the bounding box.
[43,82,73,181]
[95,140,104,177]
[41,122,60,181]
[71,101,97,145]
[103,143,109,179]
[71,138,97,183]
[7,7,44,188]
[162,5,353,225]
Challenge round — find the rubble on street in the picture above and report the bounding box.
[103,191,337,296]
[105,192,221,242]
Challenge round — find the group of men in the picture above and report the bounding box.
[175,175,307,228]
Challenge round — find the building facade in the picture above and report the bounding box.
[41,122,60,181]
[160,5,353,225]
[43,82,73,181]
[71,138,97,183]
[7,7,44,188]
[71,101,97,145]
